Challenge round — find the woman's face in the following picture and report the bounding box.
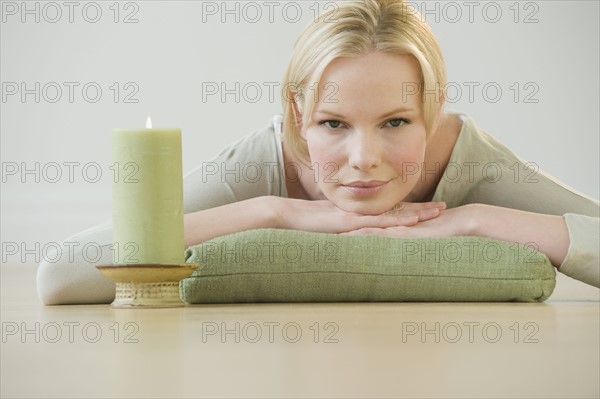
[301,51,428,215]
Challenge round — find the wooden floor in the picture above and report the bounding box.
[1,264,598,398]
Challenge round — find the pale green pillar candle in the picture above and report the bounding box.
[111,117,184,265]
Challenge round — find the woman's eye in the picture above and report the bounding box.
[320,120,342,129]
[386,118,408,128]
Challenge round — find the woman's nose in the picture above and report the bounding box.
[347,131,382,171]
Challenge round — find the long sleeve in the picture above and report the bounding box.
[37,120,285,305]
[560,214,600,287]
[433,114,600,287]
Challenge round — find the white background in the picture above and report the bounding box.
[1,0,598,266]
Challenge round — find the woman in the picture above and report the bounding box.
[38,0,599,304]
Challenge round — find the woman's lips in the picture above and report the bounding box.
[341,180,390,196]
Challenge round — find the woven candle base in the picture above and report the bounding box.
[113,281,183,308]
[96,264,197,308]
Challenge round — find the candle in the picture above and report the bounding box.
[111,117,184,265]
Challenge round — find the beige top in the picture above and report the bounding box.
[36,113,600,305]
[431,115,599,287]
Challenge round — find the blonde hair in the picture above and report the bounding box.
[281,0,447,162]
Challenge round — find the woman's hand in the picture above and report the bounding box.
[274,197,447,234]
[185,197,444,248]
[341,204,478,238]
[341,203,571,268]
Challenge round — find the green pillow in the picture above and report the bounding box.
[181,229,556,303]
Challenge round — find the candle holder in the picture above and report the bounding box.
[96,264,197,308]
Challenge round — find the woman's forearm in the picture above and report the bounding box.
[184,196,447,248]
[471,204,570,268]
[184,196,279,247]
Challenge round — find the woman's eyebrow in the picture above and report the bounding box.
[379,107,415,119]
[314,107,415,119]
